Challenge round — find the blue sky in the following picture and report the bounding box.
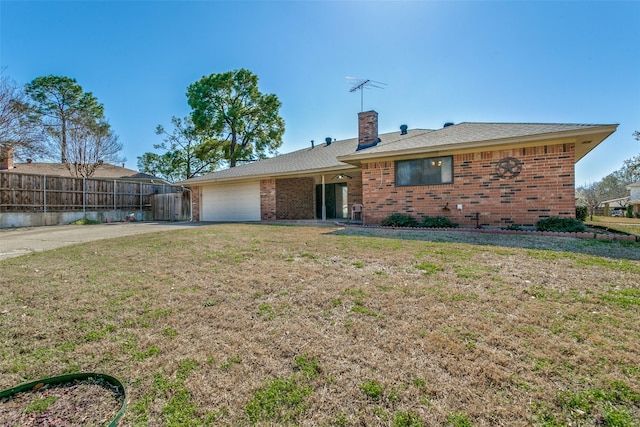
[1,0,639,185]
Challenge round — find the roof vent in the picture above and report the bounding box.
[325,137,332,146]
[400,124,408,135]
[311,140,314,148]
[443,122,454,128]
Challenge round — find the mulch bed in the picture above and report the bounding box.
[0,377,124,426]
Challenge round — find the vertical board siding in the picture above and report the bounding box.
[0,172,184,214]
[150,192,190,221]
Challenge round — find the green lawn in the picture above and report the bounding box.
[586,216,640,236]
[1,224,639,426]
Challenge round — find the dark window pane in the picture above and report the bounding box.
[395,156,453,186]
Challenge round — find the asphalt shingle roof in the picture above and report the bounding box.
[339,122,613,159]
[180,129,432,184]
[181,122,616,185]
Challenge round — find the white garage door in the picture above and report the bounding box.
[201,181,261,221]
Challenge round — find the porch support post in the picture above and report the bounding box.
[321,175,326,221]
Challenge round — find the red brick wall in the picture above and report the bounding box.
[276,177,315,219]
[260,179,277,220]
[189,185,201,221]
[362,143,576,227]
[358,111,378,150]
[348,172,363,206]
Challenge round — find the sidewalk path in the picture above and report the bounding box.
[0,222,203,261]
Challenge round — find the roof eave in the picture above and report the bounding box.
[179,164,358,186]
[338,125,619,164]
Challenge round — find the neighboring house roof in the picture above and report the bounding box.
[2,162,165,182]
[599,197,630,208]
[600,196,630,204]
[181,122,617,185]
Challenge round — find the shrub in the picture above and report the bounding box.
[381,213,418,227]
[421,216,458,228]
[575,206,588,221]
[536,217,586,233]
[626,205,634,218]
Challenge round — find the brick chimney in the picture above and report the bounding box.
[0,146,14,170]
[357,110,380,151]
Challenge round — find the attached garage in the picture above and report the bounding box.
[200,181,260,221]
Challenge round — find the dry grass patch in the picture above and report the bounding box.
[0,224,639,426]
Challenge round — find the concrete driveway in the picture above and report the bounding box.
[0,222,204,261]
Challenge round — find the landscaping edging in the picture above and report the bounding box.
[335,222,640,242]
[0,373,126,427]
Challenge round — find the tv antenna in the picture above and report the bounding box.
[346,77,387,112]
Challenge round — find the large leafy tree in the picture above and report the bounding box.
[137,116,221,183]
[25,75,107,163]
[598,172,630,202]
[0,74,44,159]
[187,68,285,168]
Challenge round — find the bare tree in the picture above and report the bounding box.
[64,115,124,178]
[622,130,640,183]
[577,182,606,220]
[0,73,45,159]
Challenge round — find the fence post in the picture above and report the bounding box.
[113,179,117,214]
[139,182,143,219]
[43,175,47,214]
[83,177,86,215]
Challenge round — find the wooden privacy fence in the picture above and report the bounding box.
[0,171,188,219]
[151,192,191,221]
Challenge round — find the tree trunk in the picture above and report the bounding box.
[61,116,67,163]
[230,132,237,168]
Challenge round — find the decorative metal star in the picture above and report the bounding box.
[495,157,523,179]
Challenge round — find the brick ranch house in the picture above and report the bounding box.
[180,111,617,228]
